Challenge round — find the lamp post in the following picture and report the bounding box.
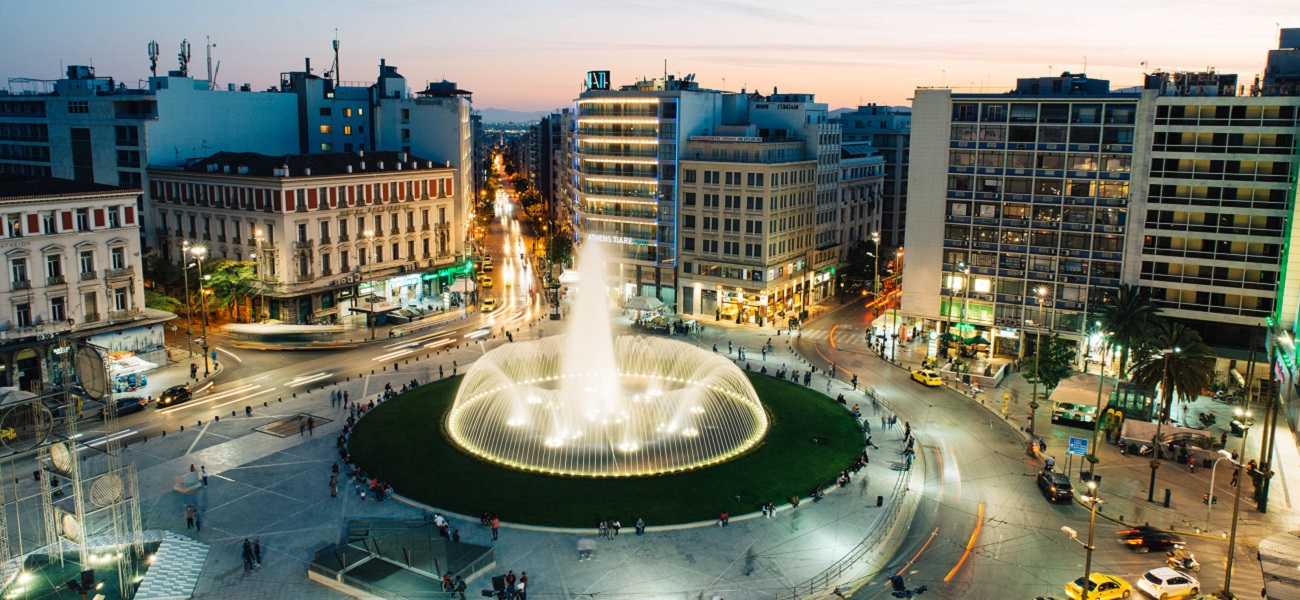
[181,240,194,358]
[1087,331,1112,469]
[1062,480,1101,600]
[363,229,375,339]
[871,231,881,301]
[254,228,266,322]
[1222,408,1253,596]
[1206,450,1233,530]
[191,245,211,376]
[1147,347,1178,502]
[892,247,904,361]
[1027,285,1048,437]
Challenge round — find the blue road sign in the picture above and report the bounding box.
[1067,436,1089,456]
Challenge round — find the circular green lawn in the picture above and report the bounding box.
[349,372,863,527]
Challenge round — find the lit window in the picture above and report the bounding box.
[344,126,352,135]
[321,143,334,151]
[974,278,991,293]
[320,125,333,134]
[345,108,353,118]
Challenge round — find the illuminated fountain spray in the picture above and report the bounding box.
[447,242,769,477]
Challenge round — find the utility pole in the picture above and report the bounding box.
[193,246,211,376]
[1148,348,1176,502]
[254,229,266,322]
[1222,408,1253,596]
[182,241,194,357]
[1259,318,1283,513]
[1027,286,1048,437]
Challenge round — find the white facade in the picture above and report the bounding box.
[837,147,886,255]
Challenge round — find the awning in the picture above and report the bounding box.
[624,296,665,311]
[448,278,475,294]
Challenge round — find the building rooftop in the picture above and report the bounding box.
[840,143,880,159]
[0,174,138,201]
[173,151,444,178]
[415,81,471,97]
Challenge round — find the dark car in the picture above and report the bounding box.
[1036,470,1074,502]
[112,396,148,416]
[1117,527,1182,553]
[157,385,193,408]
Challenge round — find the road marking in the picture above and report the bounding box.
[944,502,984,582]
[893,528,939,577]
[829,325,839,348]
[286,372,333,387]
[157,384,260,414]
[186,420,213,454]
[216,347,242,363]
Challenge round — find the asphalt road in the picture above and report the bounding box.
[796,303,1248,599]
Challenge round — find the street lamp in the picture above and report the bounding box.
[363,229,376,339]
[1087,330,1113,468]
[190,245,211,376]
[871,231,881,300]
[1062,480,1101,600]
[181,240,195,358]
[1206,449,1233,529]
[1027,286,1049,436]
[1222,408,1253,596]
[254,228,266,322]
[1147,347,1179,502]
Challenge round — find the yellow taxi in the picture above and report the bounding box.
[1065,573,1132,600]
[481,298,497,312]
[0,427,14,442]
[910,369,942,387]
[478,273,494,288]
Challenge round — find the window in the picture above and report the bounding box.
[683,193,696,206]
[107,207,120,228]
[10,258,27,283]
[110,247,125,269]
[114,125,139,146]
[320,221,330,241]
[683,170,696,183]
[389,214,398,232]
[703,217,719,231]
[299,254,310,277]
[75,208,89,231]
[683,237,695,251]
[344,108,353,118]
[14,303,31,327]
[683,215,696,229]
[50,296,65,322]
[704,194,719,208]
[6,216,19,238]
[375,246,383,263]
[42,213,55,234]
[79,251,94,274]
[723,241,740,255]
[113,287,129,311]
[746,196,764,210]
[320,108,332,117]
[391,242,399,260]
[724,218,740,232]
[724,195,740,209]
[343,125,352,135]
[341,250,350,271]
[319,125,333,134]
[297,223,308,243]
[67,101,89,114]
[83,292,97,321]
[703,239,718,253]
[45,254,62,279]
[746,220,763,234]
[321,253,331,274]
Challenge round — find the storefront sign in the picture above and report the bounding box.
[389,274,421,288]
[586,70,611,91]
[996,328,1019,338]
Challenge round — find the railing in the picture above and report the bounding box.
[295,239,315,249]
[109,309,138,321]
[11,281,30,291]
[105,267,134,279]
[0,319,72,341]
[46,275,65,285]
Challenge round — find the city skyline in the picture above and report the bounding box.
[2,0,1294,112]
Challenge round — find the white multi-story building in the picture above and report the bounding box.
[0,174,165,390]
[837,143,886,254]
[148,151,462,324]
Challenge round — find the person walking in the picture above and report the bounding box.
[201,466,208,487]
[307,417,316,436]
[1230,468,1239,487]
[598,520,608,539]
[241,539,254,574]
[490,516,500,540]
[254,539,262,567]
[298,417,306,437]
[611,518,621,537]
[194,510,202,533]
[185,505,195,529]
[440,365,444,379]
[330,473,338,497]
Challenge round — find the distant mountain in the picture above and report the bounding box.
[478,108,553,125]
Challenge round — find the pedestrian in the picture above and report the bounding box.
[298,417,306,437]
[1187,454,1195,473]
[598,520,608,539]
[454,575,467,600]
[635,516,645,535]
[307,417,316,436]
[254,539,262,567]
[611,519,621,537]
[491,516,500,540]
[881,415,887,431]
[453,360,458,376]
[194,510,202,533]
[185,505,195,529]
[344,391,349,405]
[241,539,254,574]
[440,365,444,379]
[201,466,208,487]
[826,378,832,393]
[728,340,733,354]
[1230,468,1239,487]
[330,473,338,497]
[452,528,460,543]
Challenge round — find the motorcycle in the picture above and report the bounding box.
[1166,545,1200,572]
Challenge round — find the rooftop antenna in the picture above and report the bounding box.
[330,29,341,86]
[663,59,667,80]
[205,36,218,89]
[148,40,159,78]
[177,39,191,78]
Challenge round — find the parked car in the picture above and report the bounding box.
[910,369,942,387]
[112,396,148,417]
[157,385,193,408]
[1036,470,1074,503]
[1135,567,1199,599]
[1065,573,1132,600]
[1117,527,1182,553]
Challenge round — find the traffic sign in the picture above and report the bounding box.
[1067,437,1089,456]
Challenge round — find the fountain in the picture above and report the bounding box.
[446,243,769,477]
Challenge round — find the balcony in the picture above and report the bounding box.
[106,267,134,279]
[338,234,350,243]
[46,275,66,286]
[80,271,97,282]
[294,239,315,250]
[0,319,73,342]
[320,236,332,245]
[232,237,242,245]
[11,280,30,291]
[108,308,140,321]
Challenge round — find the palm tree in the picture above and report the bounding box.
[1130,322,1216,422]
[1096,284,1162,380]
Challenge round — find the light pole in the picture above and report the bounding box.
[1062,480,1100,600]
[1206,449,1233,530]
[1087,330,1112,469]
[871,231,881,301]
[1147,347,1178,502]
[191,245,211,376]
[1222,407,1253,596]
[1027,286,1048,437]
[363,229,376,339]
[254,228,266,322]
[181,240,194,358]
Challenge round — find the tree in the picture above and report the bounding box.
[1021,333,1075,393]
[548,232,574,267]
[201,259,258,319]
[841,239,878,281]
[1130,321,1216,421]
[1096,284,1162,380]
[523,203,547,225]
[145,290,183,313]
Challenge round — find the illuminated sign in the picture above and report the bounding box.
[586,71,611,91]
[688,136,762,143]
[586,233,649,246]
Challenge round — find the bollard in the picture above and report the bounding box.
[294,393,297,398]
[180,425,184,432]
[1163,489,1171,508]
[278,397,282,403]
[197,420,202,427]
[215,416,219,422]
[162,431,166,438]
[406,359,410,364]
[876,496,884,507]
[232,411,236,417]
[394,363,399,372]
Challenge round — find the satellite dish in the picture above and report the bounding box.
[75,345,106,400]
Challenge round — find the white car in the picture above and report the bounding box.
[1135,567,1199,599]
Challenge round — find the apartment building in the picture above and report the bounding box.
[837,143,886,255]
[677,133,818,324]
[147,151,460,324]
[839,104,911,250]
[0,175,165,389]
[904,73,1151,356]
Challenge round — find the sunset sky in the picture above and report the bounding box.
[3,0,1295,112]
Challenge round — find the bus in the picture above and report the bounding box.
[221,324,357,350]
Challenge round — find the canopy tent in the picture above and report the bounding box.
[965,335,991,346]
[624,295,666,311]
[939,332,963,342]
